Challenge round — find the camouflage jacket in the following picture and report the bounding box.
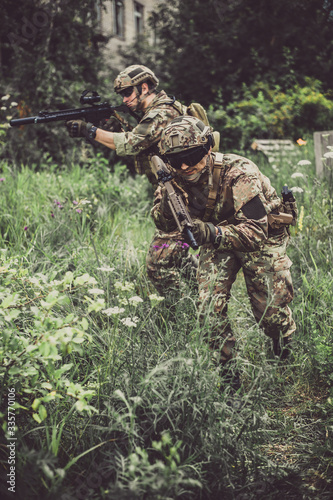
[113,90,185,185]
[151,153,284,252]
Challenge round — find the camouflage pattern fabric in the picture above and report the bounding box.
[151,152,296,362]
[146,229,198,296]
[197,231,295,363]
[113,90,186,184]
[114,65,159,92]
[112,89,195,293]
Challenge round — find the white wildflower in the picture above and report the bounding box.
[119,298,129,306]
[97,266,115,272]
[297,160,311,166]
[120,316,139,327]
[149,294,165,306]
[10,102,18,107]
[1,94,10,101]
[291,172,304,179]
[114,281,135,293]
[102,306,125,316]
[290,186,304,193]
[128,296,144,306]
[323,152,333,159]
[88,288,105,295]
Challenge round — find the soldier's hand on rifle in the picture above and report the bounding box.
[66,120,93,138]
[192,220,222,247]
[99,117,123,132]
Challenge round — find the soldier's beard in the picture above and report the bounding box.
[183,166,208,183]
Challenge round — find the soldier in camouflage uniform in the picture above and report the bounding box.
[152,116,297,361]
[65,65,198,294]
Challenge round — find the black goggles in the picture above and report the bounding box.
[119,87,134,98]
[166,146,208,170]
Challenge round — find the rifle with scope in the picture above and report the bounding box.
[9,90,130,128]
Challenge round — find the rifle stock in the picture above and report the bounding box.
[151,155,199,250]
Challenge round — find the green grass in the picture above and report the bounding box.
[0,145,333,499]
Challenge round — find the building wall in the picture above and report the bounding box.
[97,0,157,68]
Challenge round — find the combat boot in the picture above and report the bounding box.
[272,336,292,360]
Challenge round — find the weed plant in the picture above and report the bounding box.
[0,145,332,499]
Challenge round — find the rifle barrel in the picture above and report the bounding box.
[9,103,128,127]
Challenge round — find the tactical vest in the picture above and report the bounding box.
[201,153,292,230]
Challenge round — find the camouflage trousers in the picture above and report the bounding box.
[197,230,296,363]
[146,229,198,296]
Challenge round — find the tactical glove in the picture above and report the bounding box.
[66,120,93,138]
[99,117,123,132]
[191,219,218,247]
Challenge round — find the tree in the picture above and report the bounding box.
[123,0,333,108]
[0,0,111,165]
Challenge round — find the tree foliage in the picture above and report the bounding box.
[0,0,111,165]
[125,0,333,108]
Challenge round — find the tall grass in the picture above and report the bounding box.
[0,143,332,499]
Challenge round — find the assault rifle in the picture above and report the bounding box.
[9,90,130,128]
[151,155,199,250]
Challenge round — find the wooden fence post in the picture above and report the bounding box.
[313,131,333,178]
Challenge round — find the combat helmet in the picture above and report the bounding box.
[159,115,214,156]
[114,65,159,94]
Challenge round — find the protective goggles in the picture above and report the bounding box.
[166,146,208,170]
[119,87,134,98]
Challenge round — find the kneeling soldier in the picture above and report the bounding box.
[151,116,296,363]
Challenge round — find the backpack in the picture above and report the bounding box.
[173,100,220,152]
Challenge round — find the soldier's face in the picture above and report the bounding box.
[178,154,209,179]
[122,88,138,109]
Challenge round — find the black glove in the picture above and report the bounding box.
[191,220,218,246]
[66,120,93,138]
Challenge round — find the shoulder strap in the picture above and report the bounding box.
[202,153,224,222]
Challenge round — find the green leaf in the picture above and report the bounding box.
[32,413,42,424]
[1,293,19,309]
[75,400,85,412]
[81,317,88,331]
[39,404,47,421]
[54,363,73,379]
[71,336,85,344]
[32,398,41,411]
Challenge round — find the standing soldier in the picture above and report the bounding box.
[152,115,297,362]
[65,65,206,295]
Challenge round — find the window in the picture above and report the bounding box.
[95,1,102,27]
[134,2,144,36]
[113,0,124,38]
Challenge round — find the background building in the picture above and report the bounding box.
[96,0,158,67]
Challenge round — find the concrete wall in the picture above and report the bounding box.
[97,0,158,68]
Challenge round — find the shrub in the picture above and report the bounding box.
[208,79,333,151]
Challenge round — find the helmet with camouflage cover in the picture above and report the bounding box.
[159,115,214,156]
[114,65,159,93]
